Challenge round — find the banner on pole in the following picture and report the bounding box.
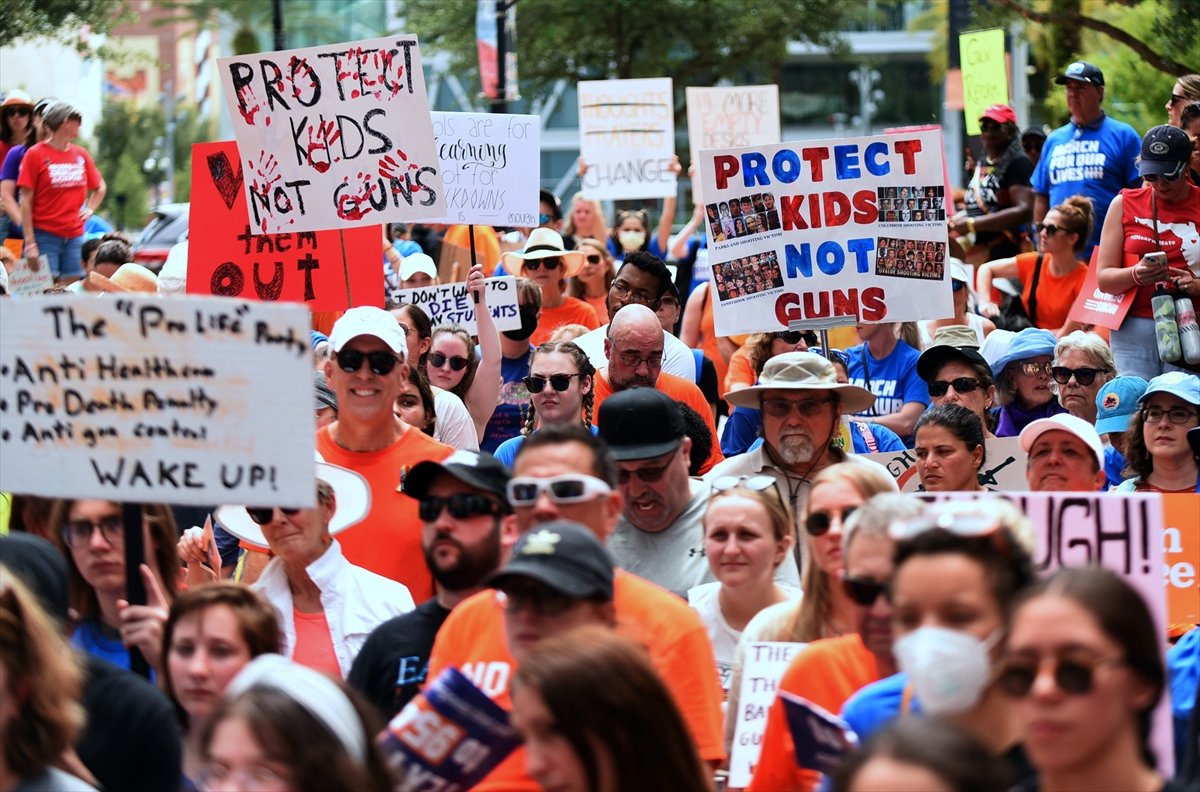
[578,78,676,200]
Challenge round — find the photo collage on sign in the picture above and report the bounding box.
[706,193,782,242]
[875,237,947,281]
[712,250,786,301]
[877,185,946,224]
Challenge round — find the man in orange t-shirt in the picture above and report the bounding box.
[424,425,725,790]
[319,307,454,600]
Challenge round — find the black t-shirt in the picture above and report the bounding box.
[966,145,1035,259]
[347,598,452,721]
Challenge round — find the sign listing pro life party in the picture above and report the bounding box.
[697,129,953,336]
[218,35,445,234]
[577,77,677,201]
[427,111,541,226]
[0,295,316,507]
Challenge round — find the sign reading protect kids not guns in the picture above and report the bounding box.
[577,77,677,201]
[218,35,445,234]
[0,295,316,508]
[698,130,953,335]
[188,141,383,310]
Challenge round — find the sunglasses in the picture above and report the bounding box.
[1170,93,1187,106]
[1142,162,1186,184]
[585,254,601,265]
[979,120,1002,132]
[1035,222,1062,235]
[1051,366,1107,386]
[616,453,676,485]
[429,351,469,371]
[507,474,612,507]
[524,373,581,393]
[4,106,32,117]
[761,397,834,419]
[773,330,815,345]
[890,511,999,542]
[952,280,966,292]
[805,505,857,537]
[247,505,300,525]
[710,474,780,499]
[538,213,553,225]
[928,377,982,397]
[1019,361,1054,377]
[523,258,561,272]
[841,576,891,606]
[337,348,401,376]
[418,493,506,522]
[999,654,1125,698]
[495,583,582,617]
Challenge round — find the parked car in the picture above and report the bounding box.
[130,203,189,272]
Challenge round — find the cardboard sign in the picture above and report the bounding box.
[1162,493,1199,626]
[780,692,857,774]
[1067,250,1135,330]
[862,436,1029,492]
[578,77,676,200]
[0,294,316,507]
[187,141,384,310]
[728,641,805,788]
[959,28,1009,136]
[427,112,541,226]
[7,256,54,297]
[218,35,445,233]
[697,130,953,335]
[390,277,520,334]
[687,85,780,200]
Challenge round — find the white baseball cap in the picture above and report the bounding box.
[1019,413,1104,472]
[398,252,438,282]
[328,306,407,358]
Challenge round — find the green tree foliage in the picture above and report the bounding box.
[108,150,149,231]
[2,0,132,47]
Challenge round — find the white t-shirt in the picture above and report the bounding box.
[432,387,479,451]
[687,581,802,691]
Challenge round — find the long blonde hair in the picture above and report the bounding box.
[562,193,610,242]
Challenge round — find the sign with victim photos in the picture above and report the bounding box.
[697,130,953,335]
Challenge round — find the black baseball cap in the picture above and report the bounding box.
[1139,125,1192,177]
[486,520,614,600]
[597,388,685,461]
[1055,61,1104,86]
[403,449,511,501]
[917,344,991,383]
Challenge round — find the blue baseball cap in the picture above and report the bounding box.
[1095,376,1148,435]
[990,327,1057,378]
[1139,372,1200,408]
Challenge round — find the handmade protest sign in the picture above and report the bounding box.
[188,141,383,309]
[390,277,520,334]
[959,28,1008,136]
[780,693,857,774]
[0,294,315,507]
[687,85,780,201]
[728,641,805,788]
[7,256,54,297]
[1162,494,1199,625]
[218,35,445,234]
[578,77,676,200]
[863,436,1028,492]
[698,130,953,335]
[427,112,541,226]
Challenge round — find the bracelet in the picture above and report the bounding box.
[966,217,976,234]
[1131,266,1144,286]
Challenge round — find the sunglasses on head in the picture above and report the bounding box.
[523,257,561,272]
[928,377,982,397]
[999,654,1125,698]
[842,576,891,606]
[1142,161,1186,183]
[889,511,999,542]
[710,474,780,499]
[418,493,506,522]
[336,348,401,376]
[1035,222,1062,236]
[524,373,581,393]
[805,505,857,537]
[1051,366,1106,386]
[507,474,612,507]
[429,351,469,371]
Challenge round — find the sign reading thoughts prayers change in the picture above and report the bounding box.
[687,85,780,199]
[187,141,383,310]
[577,77,677,200]
[218,35,445,234]
[0,295,315,507]
[428,112,541,226]
[698,130,953,335]
[391,277,520,335]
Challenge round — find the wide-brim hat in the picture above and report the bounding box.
[990,327,1057,378]
[215,454,371,549]
[81,263,159,294]
[501,228,585,278]
[1,90,33,110]
[725,351,876,414]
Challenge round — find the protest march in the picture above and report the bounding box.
[1,4,1199,792]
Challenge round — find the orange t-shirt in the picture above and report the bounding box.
[695,284,730,398]
[441,225,502,278]
[292,607,341,678]
[316,425,453,600]
[583,294,609,325]
[424,570,726,790]
[747,634,880,791]
[592,371,724,475]
[724,343,756,396]
[530,297,600,346]
[1015,251,1087,332]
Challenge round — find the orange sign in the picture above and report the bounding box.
[1163,493,1200,627]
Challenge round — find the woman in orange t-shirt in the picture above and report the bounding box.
[503,229,599,346]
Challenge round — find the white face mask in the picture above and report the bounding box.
[894,625,1003,715]
[618,230,645,252]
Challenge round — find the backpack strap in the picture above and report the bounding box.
[1027,253,1046,326]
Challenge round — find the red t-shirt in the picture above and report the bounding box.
[16,142,101,238]
[1121,184,1200,319]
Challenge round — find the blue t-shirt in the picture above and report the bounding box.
[480,345,534,453]
[723,405,906,456]
[1104,443,1128,490]
[72,619,133,671]
[841,672,919,742]
[1030,113,1141,259]
[846,341,930,421]
[1168,628,1199,770]
[495,424,599,468]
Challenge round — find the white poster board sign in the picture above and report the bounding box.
[390,277,520,334]
[686,85,780,201]
[427,112,541,226]
[7,256,54,297]
[0,295,316,506]
[577,77,676,200]
[218,35,445,233]
[863,436,1028,492]
[697,130,953,335]
[728,641,805,788]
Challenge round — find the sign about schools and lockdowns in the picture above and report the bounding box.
[697,130,953,335]
[728,641,805,788]
[1162,494,1199,625]
[863,436,1029,492]
[577,77,676,200]
[0,295,316,507]
[959,28,1009,136]
[427,112,541,226]
[390,278,520,335]
[217,35,445,234]
[687,85,780,200]
[188,141,384,310]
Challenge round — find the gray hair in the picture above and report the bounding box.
[842,493,928,556]
[1053,331,1115,373]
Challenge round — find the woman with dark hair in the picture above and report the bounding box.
[394,367,436,437]
[510,625,713,792]
[1004,567,1175,792]
[493,341,595,468]
[390,302,479,451]
[917,341,998,437]
[913,404,987,491]
[952,104,1034,264]
[1116,372,1200,493]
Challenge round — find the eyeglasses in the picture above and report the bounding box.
[889,511,999,542]
[585,254,601,265]
[61,516,124,548]
[495,583,582,617]
[1141,405,1199,424]
[524,373,582,393]
[610,279,659,306]
[523,258,561,272]
[999,654,1125,698]
[196,763,289,791]
[507,474,612,507]
[928,377,982,397]
[805,505,857,537]
[418,493,506,522]
[613,348,664,369]
[1142,161,1186,184]
[761,397,834,418]
[336,348,401,376]
[1019,361,1053,377]
[1035,223,1062,235]
[1051,366,1107,386]
[842,576,891,606]
[429,351,469,371]
[710,474,781,499]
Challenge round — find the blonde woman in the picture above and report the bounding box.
[568,237,615,323]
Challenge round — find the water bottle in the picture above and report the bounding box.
[1175,292,1200,365]
[1151,282,1182,363]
